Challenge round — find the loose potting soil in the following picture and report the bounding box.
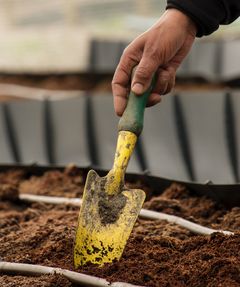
[0,166,239,287]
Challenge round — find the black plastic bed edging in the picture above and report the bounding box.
[0,163,239,208]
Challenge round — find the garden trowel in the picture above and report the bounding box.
[74,74,154,267]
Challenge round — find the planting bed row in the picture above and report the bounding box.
[0,166,239,286]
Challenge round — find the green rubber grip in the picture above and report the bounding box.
[118,76,155,136]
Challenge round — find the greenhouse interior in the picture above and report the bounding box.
[0,1,240,287]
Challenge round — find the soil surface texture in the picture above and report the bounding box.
[0,74,225,91]
[0,167,239,287]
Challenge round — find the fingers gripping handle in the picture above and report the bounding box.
[118,73,155,136]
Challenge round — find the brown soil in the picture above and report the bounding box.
[0,168,239,287]
[19,166,86,198]
[0,74,112,92]
[0,274,73,287]
[0,73,230,97]
[144,184,229,229]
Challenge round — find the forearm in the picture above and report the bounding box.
[167,0,240,37]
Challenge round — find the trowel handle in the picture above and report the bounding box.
[118,72,155,136]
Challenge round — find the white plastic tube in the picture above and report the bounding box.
[139,209,233,236]
[0,262,143,287]
[19,194,82,206]
[19,193,234,236]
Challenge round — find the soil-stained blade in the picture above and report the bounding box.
[74,169,145,267]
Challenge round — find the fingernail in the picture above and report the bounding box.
[132,83,143,94]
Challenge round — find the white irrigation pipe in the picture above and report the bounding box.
[140,209,233,236]
[19,193,234,236]
[0,262,143,287]
[19,193,82,206]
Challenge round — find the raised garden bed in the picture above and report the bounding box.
[0,166,239,287]
[0,74,229,95]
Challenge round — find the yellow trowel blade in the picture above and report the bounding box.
[74,169,145,267]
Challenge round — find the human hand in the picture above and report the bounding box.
[112,9,197,116]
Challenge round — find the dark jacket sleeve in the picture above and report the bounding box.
[166,0,240,37]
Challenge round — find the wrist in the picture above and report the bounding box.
[165,8,197,37]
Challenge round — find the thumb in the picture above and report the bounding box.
[131,56,159,95]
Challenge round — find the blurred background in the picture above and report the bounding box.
[0,0,239,84]
[0,0,165,74]
[0,0,240,184]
